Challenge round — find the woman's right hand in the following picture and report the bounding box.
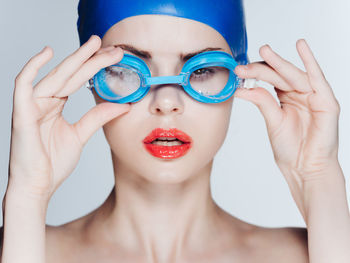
[7,35,130,202]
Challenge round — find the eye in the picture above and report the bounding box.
[190,67,216,81]
[105,66,125,79]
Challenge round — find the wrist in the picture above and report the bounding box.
[3,191,49,223]
[278,160,347,222]
[302,167,349,226]
[279,158,344,184]
[4,181,51,209]
[6,174,52,203]
[2,182,48,263]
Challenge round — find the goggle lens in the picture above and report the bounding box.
[189,66,231,96]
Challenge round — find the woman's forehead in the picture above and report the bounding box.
[101,15,231,55]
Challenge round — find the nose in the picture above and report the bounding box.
[149,84,185,115]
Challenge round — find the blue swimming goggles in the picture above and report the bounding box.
[87,50,243,104]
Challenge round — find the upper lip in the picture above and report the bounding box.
[143,128,193,144]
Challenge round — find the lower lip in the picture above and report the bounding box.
[143,142,192,159]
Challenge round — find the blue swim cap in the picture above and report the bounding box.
[77,0,249,64]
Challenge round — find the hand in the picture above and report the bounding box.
[233,39,341,218]
[8,35,130,201]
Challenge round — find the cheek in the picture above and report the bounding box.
[102,108,145,156]
[191,101,233,162]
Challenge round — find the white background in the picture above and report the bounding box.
[1,0,349,227]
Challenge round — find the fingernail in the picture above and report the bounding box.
[89,35,101,44]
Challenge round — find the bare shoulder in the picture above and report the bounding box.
[251,225,309,262]
[45,224,66,263]
[214,208,308,262]
[0,223,77,262]
[0,225,3,245]
[0,225,3,259]
[45,220,84,263]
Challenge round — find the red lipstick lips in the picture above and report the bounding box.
[143,128,193,159]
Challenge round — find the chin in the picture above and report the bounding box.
[141,170,196,185]
[111,146,214,185]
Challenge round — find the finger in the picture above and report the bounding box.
[235,61,293,91]
[73,103,131,146]
[259,45,312,93]
[55,46,124,97]
[33,35,102,97]
[14,46,54,110]
[50,35,101,79]
[94,45,116,55]
[296,39,334,97]
[234,87,284,132]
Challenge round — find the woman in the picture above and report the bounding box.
[1,0,350,262]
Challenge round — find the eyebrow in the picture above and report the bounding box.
[113,44,223,61]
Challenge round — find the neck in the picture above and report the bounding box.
[85,153,224,262]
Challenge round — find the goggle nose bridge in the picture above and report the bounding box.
[143,73,190,87]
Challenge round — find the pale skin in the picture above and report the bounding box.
[1,14,350,263]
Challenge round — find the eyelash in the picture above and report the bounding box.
[190,68,216,81]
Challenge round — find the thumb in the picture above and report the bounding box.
[234,87,284,132]
[73,102,131,145]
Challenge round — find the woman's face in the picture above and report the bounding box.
[94,15,234,184]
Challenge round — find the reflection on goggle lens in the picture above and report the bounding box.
[104,66,141,97]
[189,66,230,96]
[101,65,231,97]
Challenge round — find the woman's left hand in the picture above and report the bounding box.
[233,39,342,220]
